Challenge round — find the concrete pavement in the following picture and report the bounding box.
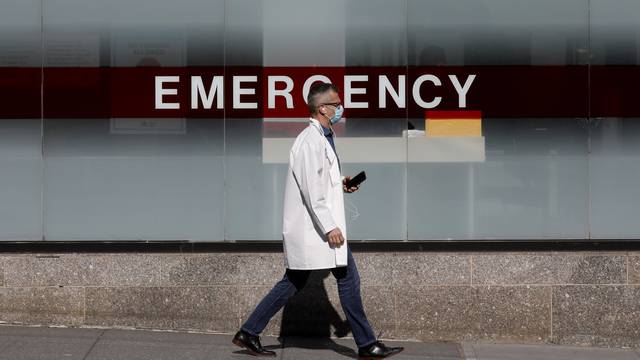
[0,325,638,360]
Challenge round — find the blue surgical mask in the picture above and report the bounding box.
[328,104,344,124]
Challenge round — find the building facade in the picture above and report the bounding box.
[1,0,640,347]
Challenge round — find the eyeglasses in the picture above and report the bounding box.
[320,102,342,108]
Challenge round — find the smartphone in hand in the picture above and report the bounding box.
[346,171,366,188]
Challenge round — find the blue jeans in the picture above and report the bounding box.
[240,245,378,348]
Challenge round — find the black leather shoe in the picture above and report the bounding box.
[232,329,276,357]
[358,341,404,359]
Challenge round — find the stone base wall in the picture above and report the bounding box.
[0,247,639,348]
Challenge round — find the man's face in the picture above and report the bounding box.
[318,90,342,120]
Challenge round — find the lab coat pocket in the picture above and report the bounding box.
[325,147,341,187]
[330,165,342,187]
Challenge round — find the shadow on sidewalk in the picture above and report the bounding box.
[276,269,358,358]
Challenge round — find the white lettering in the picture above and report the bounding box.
[158,73,476,111]
[412,74,442,109]
[379,75,405,109]
[191,76,224,109]
[449,74,476,108]
[155,76,180,109]
[268,76,294,109]
[233,76,258,109]
[344,75,368,108]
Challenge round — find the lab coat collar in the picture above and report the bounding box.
[309,117,333,136]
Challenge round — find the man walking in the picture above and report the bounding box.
[232,82,404,359]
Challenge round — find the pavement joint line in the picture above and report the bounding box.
[80,328,106,360]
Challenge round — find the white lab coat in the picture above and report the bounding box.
[282,117,348,270]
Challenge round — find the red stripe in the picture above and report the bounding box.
[590,65,640,117]
[0,68,41,118]
[426,110,482,119]
[1,65,638,119]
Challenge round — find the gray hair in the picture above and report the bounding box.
[307,82,339,115]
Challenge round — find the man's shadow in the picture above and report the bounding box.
[275,269,358,358]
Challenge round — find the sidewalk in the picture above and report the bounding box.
[0,325,638,360]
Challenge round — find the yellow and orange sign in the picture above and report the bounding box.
[425,110,482,137]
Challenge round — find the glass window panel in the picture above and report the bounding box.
[42,0,225,240]
[224,0,408,240]
[590,0,640,66]
[590,119,640,238]
[223,0,273,240]
[342,0,407,240]
[0,0,42,240]
[407,0,589,239]
[589,1,640,238]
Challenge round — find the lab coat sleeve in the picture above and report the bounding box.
[291,141,338,235]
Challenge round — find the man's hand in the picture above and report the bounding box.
[326,227,345,247]
[342,176,360,193]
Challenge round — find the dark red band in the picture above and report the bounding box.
[0,65,637,119]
